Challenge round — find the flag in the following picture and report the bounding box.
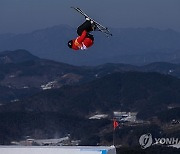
[113,118,119,130]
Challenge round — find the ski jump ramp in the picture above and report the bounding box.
[0,146,116,154]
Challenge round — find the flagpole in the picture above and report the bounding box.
[113,118,118,146]
[113,128,115,145]
[113,118,119,146]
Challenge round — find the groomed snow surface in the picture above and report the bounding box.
[0,146,116,154]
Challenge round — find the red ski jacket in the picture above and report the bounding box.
[71,30,94,50]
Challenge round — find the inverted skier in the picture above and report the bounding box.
[68,18,96,50]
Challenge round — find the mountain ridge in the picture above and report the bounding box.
[0,26,180,65]
[0,49,39,64]
[0,50,180,104]
[1,71,180,117]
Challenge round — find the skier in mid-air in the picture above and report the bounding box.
[68,18,96,50]
[68,7,112,50]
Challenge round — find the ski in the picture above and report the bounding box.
[71,7,112,37]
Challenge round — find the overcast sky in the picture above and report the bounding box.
[0,0,180,34]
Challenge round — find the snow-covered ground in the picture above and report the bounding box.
[89,114,108,120]
[41,81,57,90]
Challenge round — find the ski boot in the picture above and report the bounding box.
[85,17,97,31]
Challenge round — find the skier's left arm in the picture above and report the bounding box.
[75,30,87,45]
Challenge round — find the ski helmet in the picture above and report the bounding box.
[68,40,73,48]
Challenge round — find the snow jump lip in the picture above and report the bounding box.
[0,146,116,154]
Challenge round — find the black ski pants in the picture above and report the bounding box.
[77,20,94,41]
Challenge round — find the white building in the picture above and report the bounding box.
[114,111,137,122]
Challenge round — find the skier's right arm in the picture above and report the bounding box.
[75,30,87,46]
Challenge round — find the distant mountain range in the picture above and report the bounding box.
[0,50,180,103]
[0,25,180,65]
[0,50,180,146]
